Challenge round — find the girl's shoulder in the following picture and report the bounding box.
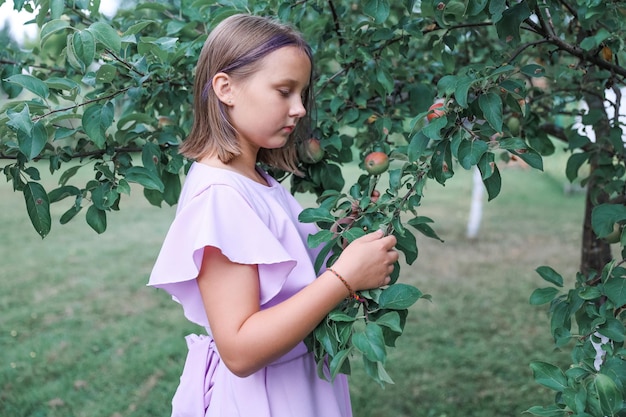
[178,162,284,207]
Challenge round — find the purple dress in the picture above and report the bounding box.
[148,162,352,417]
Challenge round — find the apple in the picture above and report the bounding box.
[158,116,174,128]
[427,102,445,122]
[297,137,324,164]
[507,116,521,135]
[364,151,389,175]
[370,189,380,203]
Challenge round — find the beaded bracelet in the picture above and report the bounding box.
[327,267,355,299]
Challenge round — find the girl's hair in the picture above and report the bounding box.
[180,14,314,174]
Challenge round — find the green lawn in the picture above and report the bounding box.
[1,156,584,417]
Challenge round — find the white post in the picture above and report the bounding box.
[466,166,484,240]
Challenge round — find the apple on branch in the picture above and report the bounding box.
[426,101,446,122]
[364,151,389,175]
[297,137,325,164]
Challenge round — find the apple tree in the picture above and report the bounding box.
[2,0,626,412]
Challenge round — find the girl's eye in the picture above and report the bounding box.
[278,89,290,97]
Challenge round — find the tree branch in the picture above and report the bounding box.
[104,49,146,78]
[508,39,551,64]
[556,0,578,19]
[32,87,130,122]
[0,146,144,161]
[327,0,344,47]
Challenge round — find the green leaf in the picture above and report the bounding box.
[95,64,116,83]
[457,139,489,169]
[363,0,390,23]
[510,149,543,171]
[604,277,626,308]
[524,405,568,417]
[88,21,122,52]
[66,33,84,71]
[394,229,418,264]
[299,206,335,224]
[529,287,559,305]
[5,74,49,99]
[454,76,474,108]
[352,323,386,363]
[536,266,564,287]
[60,204,82,225]
[86,205,107,234]
[375,311,402,333]
[467,0,488,16]
[72,29,96,67]
[376,66,394,94]
[307,229,335,249]
[597,317,625,342]
[7,104,33,136]
[124,20,156,37]
[375,361,395,385]
[59,165,82,186]
[23,182,51,238]
[124,166,165,192]
[592,204,626,238]
[40,19,70,45]
[565,152,589,182]
[45,76,80,92]
[478,92,503,132]
[18,120,47,161]
[521,64,546,78]
[578,286,601,300]
[328,311,357,322]
[408,131,430,162]
[378,283,422,310]
[48,185,81,203]
[482,163,501,201]
[495,1,530,45]
[342,227,367,243]
[431,140,454,185]
[530,361,567,392]
[328,347,353,380]
[82,104,108,148]
[408,217,444,242]
[594,373,622,415]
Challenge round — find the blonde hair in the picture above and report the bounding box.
[180,14,314,174]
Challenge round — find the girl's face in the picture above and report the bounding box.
[227,46,311,156]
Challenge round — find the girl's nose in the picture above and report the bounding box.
[290,97,306,118]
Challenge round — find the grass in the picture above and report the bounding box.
[0,154,586,417]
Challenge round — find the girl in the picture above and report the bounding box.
[149,14,399,417]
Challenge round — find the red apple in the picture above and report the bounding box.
[427,102,445,122]
[297,137,324,164]
[370,189,380,203]
[364,151,389,175]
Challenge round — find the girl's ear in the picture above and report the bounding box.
[212,72,234,106]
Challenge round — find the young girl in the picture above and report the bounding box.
[149,14,399,417]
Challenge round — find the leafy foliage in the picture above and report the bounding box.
[2,0,626,404]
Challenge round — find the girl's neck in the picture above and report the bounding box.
[198,154,269,186]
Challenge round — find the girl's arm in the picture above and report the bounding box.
[197,229,398,377]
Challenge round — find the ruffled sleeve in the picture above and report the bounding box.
[148,184,297,328]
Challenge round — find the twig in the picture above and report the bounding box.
[32,87,130,122]
[508,39,550,64]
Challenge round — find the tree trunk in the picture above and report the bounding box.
[580,89,613,276]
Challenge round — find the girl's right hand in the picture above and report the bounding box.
[330,229,399,292]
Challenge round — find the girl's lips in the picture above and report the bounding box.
[283,125,294,133]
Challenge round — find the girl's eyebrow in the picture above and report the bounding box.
[273,78,309,88]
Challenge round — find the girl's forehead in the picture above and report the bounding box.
[255,46,311,81]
